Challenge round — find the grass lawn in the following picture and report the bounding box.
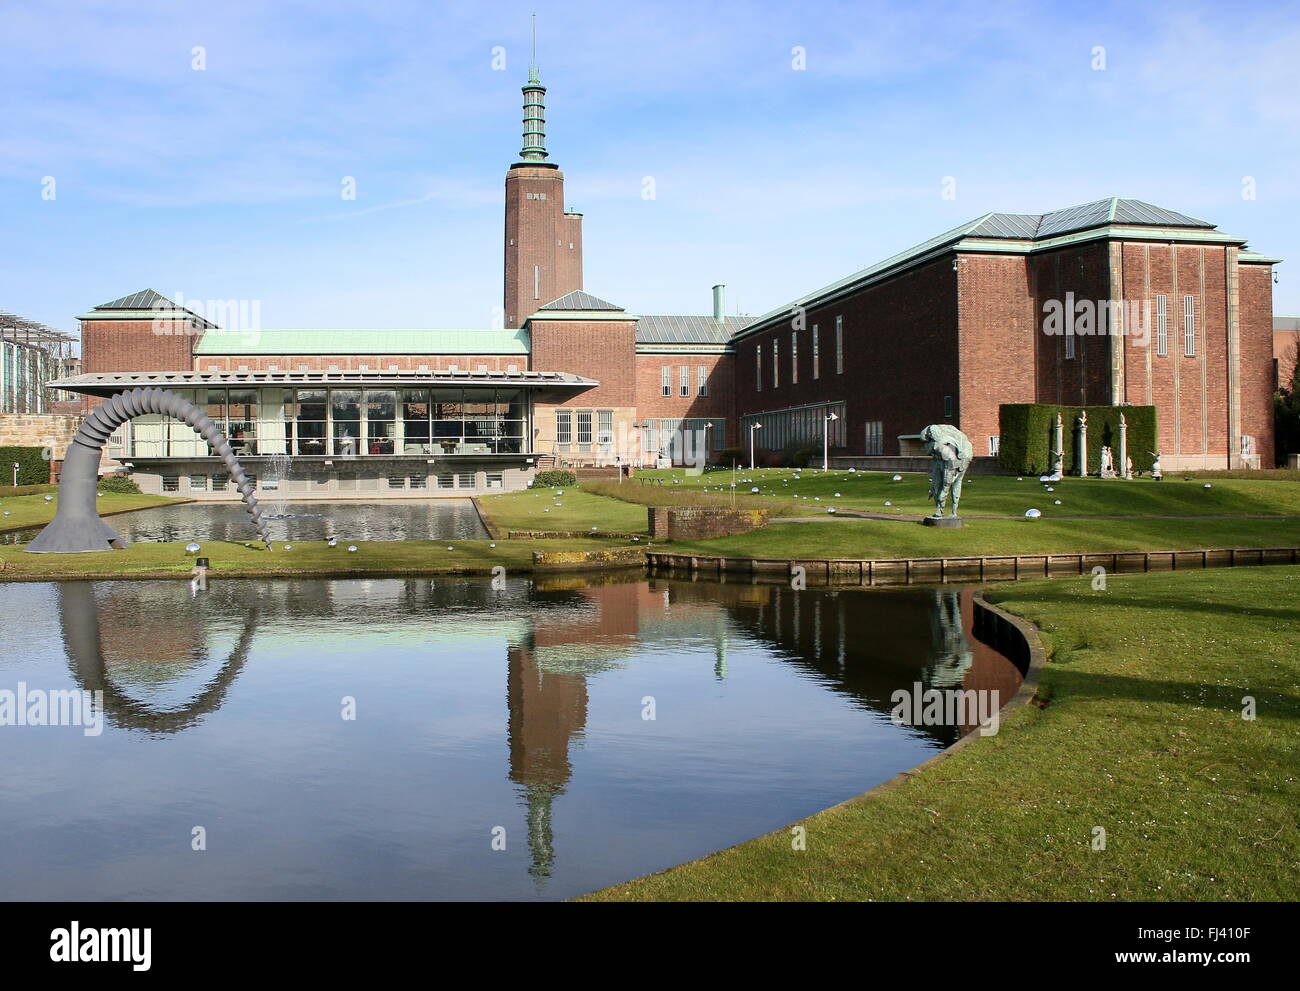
[666,517,1300,560]
[0,490,183,532]
[479,486,651,534]
[0,536,640,581]
[622,467,1300,519]
[582,565,1300,901]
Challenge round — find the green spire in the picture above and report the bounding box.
[520,14,548,161]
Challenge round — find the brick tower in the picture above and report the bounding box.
[503,32,582,329]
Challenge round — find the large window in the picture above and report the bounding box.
[741,401,846,454]
[1156,295,1168,356]
[1183,295,1196,357]
[835,316,844,374]
[646,417,725,464]
[661,366,671,397]
[791,331,798,384]
[756,344,762,392]
[679,365,689,397]
[812,325,820,379]
[697,366,708,396]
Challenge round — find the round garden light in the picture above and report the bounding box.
[1025,508,1042,518]
[892,474,902,481]
[1054,500,1062,505]
[284,544,292,550]
[44,495,53,502]
[827,507,836,513]
[348,545,358,552]
[1204,483,1213,489]
[884,501,892,507]
[328,538,337,547]
[185,543,201,554]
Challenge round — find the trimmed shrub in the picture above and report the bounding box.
[998,404,1158,475]
[717,448,744,465]
[97,475,141,494]
[533,469,577,488]
[0,446,51,487]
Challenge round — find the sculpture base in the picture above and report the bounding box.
[922,515,964,529]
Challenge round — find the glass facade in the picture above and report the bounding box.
[125,386,530,458]
[740,401,846,453]
[0,340,62,414]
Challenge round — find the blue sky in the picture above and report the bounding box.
[2,0,1298,338]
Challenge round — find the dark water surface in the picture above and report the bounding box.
[0,576,1020,900]
[2,499,488,545]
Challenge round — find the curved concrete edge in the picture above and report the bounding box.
[576,588,1050,900]
[468,497,505,540]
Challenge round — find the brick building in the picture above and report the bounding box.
[52,60,1283,496]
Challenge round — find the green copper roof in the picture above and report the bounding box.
[194,327,530,355]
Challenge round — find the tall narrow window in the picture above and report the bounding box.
[812,325,820,379]
[556,411,572,452]
[791,331,798,385]
[576,410,592,448]
[835,316,844,374]
[679,365,690,397]
[772,340,779,388]
[756,345,762,392]
[597,410,613,445]
[533,264,540,300]
[1065,325,1076,360]
[943,395,953,419]
[697,366,708,396]
[1156,294,1168,356]
[1183,295,1196,357]
[661,366,671,397]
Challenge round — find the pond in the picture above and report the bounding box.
[0,576,1022,901]
[1,499,488,545]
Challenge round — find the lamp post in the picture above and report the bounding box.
[749,422,762,470]
[11,462,18,487]
[823,411,839,471]
[701,421,713,469]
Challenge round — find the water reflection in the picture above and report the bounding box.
[5,576,1023,900]
[2,498,488,545]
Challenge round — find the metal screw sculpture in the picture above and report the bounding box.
[25,387,272,553]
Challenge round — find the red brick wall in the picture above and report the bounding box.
[957,253,1037,453]
[82,318,197,374]
[530,319,638,407]
[1240,262,1277,467]
[734,256,960,456]
[634,353,736,446]
[1030,241,1112,408]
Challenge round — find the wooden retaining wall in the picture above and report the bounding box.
[645,546,1300,586]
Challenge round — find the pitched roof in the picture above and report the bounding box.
[537,290,624,311]
[635,314,754,345]
[735,198,1239,341]
[96,289,189,311]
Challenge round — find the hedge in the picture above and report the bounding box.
[0,446,51,486]
[997,404,1157,476]
[532,469,577,488]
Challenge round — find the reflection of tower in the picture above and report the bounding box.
[925,590,974,688]
[506,642,588,883]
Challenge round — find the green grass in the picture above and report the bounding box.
[623,467,1300,519]
[582,565,1300,901]
[0,490,182,532]
[0,536,642,581]
[479,486,652,534]
[666,517,1300,560]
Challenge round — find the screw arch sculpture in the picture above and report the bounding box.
[25,386,272,553]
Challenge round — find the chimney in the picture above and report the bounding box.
[712,284,725,322]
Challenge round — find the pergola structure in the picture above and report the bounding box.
[0,310,78,359]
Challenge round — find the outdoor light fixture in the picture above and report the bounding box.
[823,411,839,470]
[185,543,201,554]
[749,422,762,470]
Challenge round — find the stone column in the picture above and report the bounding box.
[1053,411,1065,477]
[1118,413,1130,479]
[1077,411,1088,477]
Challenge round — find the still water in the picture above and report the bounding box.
[1,499,488,545]
[0,576,1021,901]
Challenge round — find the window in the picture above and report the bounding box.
[576,410,593,449]
[556,410,572,452]
[457,472,475,488]
[438,474,455,489]
[835,316,844,374]
[772,340,779,388]
[865,421,883,455]
[988,435,1000,456]
[211,473,229,491]
[388,476,406,489]
[679,365,690,397]
[1183,295,1196,357]
[756,345,762,392]
[943,395,954,419]
[188,475,207,492]
[485,472,504,489]
[1065,324,1076,360]
[161,475,180,492]
[596,410,613,446]
[661,366,671,397]
[697,366,708,397]
[791,331,798,384]
[408,475,426,489]
[1156,294,1168,356]
[812,325,820,379]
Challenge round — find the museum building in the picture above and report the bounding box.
[50,58,1282,498]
